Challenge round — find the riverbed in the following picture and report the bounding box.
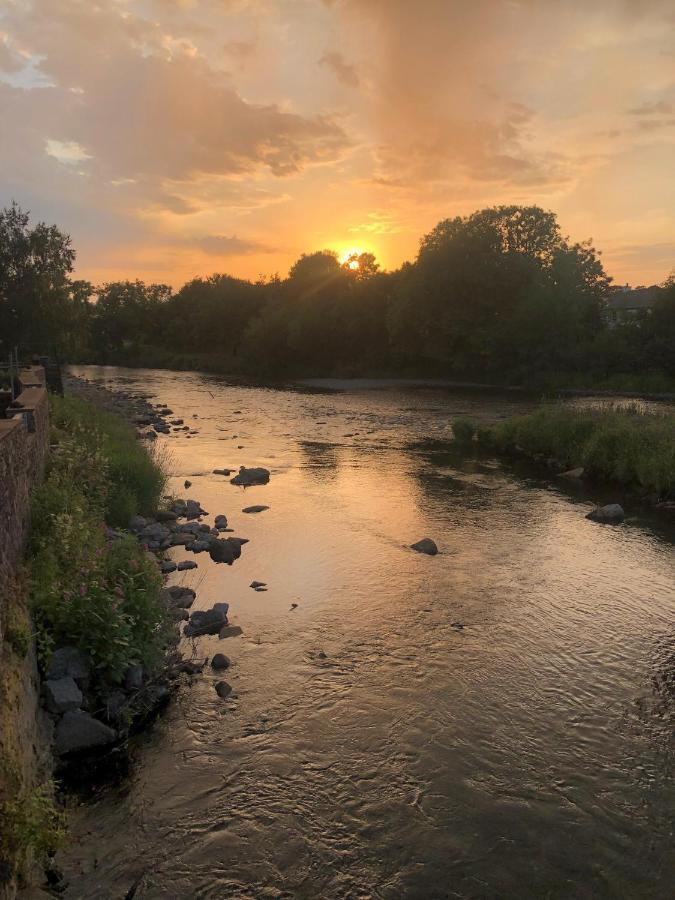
[55,366,675,899]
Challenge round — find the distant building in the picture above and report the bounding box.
[605,286,661,325]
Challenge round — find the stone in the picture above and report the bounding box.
[215,681,232,700]
[219,625,243,639]
[250,581,267,589]
[230,466,270,486]
[560,467,585,480]
[184,479,192,488]
[177,560,198,571]
[209,539,235,564]
[140,522,171,542]
[185,499,205,520]
[184,604,229,637]
[211,653,230,670]
[586,503,625,524]
[161,561,177,574]
[242,505,269,514]
[55,710,117,756]
[186,540,210,553]
[156,509,178,522]
[128,515,147,532]
[170,533,193,545]
[213,469,231,476]
[178,657,207,675]
[410,538,438,555]
[46,646,90,687]
[124,665,144,692]
[43,677,82,715]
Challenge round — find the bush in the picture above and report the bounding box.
[0,782,66,884]
[29,394,168,685]
[452,417,476,445]
[488,404,675,494]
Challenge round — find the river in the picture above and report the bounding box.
[56,366,675,899]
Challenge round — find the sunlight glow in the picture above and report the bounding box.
[339,246,363,269]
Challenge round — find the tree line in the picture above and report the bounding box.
[1,201,673,388]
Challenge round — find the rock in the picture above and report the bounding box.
[186,540,210,553]
[124,665,144,692]
[219,625,243,639]
[208,539,242,564]
[215,681,232,700]
[161,561,177,574]
[178,657,207,675]
[213,469,231,476]
[290,603,298,610]
[43,677,82,715]
[560,467,585,480]
[171,419,184,426]
[184,604,229,637]
[185,499,205,519]
[128,515,147,533]
[177,560,198,571]
[55,710,117,756]
[230,466,270,486]
[170,533,193,545]
[410,538,438,555]
[586,503,625,524]
[227,537,248,548]
[102,690,127,725]
[46,646,90,687]
[211,653,230,670]
[156,509,178,522]
[184,479,192,488]
[250,581,267,589]
[140,522,171,543]
[242,505,270,514]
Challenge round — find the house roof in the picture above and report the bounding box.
[606,287,661,312]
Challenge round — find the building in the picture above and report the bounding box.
[605,286,661,325]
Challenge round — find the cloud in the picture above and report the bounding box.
[628,99,674,116]
[195,234,272,255]
[319,51,360,87]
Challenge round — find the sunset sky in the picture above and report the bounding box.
[1,0,674,288]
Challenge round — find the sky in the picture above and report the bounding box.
[0,0,673,288]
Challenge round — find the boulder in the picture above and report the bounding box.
[54,710,117,756]
[177,560,198,571]
[211,653,230,670]
[208,539,238,565]
[586,503,625,524]
[215,681,232,700]
[46,647,90,688]
[186,540,210,553]
[156,509,178,522]
[230,466,270,487]
[242,505,269,514]
[140,522,171,543]
[560,467,585,480]
[128,515,147,533]
[161,561,177,574]
[184,604,229,637]
[410,538,438,555]
[250,581,267,589]
[213,469,231,476]
[185,499,205,520]
[43,677,82,715]
[219,625,243,639]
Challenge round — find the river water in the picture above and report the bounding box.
[57,366,675,899]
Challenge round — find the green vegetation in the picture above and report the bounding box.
[478,405,675,495]
[30,395,167,685]
[452,417,476,446]
[0,781,66,885]
[3,202,675,390]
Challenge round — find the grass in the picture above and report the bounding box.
[48,394,166,526]
[29,394,168,685]
[477,404,675,496]
[0,781,66,886]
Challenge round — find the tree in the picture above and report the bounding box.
[0,202,75,354]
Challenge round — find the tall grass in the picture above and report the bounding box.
[29,394,168,684]
[48,394,166,526]
[484,404,675,495]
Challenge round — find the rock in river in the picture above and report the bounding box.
[55,710,117,756]
[242,505,269,514]
[230,466,270,486]
[410,538,438,555]
[184,604,229,637]
[211,653,231,670]
[215,681,232,700]
[586,503,625,524]
[208,538,243,564]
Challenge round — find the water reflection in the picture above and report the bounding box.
[56,366,675,900]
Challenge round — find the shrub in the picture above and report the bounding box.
[0,782,66,884]
[29,394,168,685]
[488,404,675,494]
[452,417,476,445]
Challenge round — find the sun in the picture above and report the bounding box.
[339,247,363,269]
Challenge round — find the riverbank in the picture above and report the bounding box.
[467,404,675,503]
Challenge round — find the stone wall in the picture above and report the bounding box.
[0,369,50,634]
[0,369,51,900]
